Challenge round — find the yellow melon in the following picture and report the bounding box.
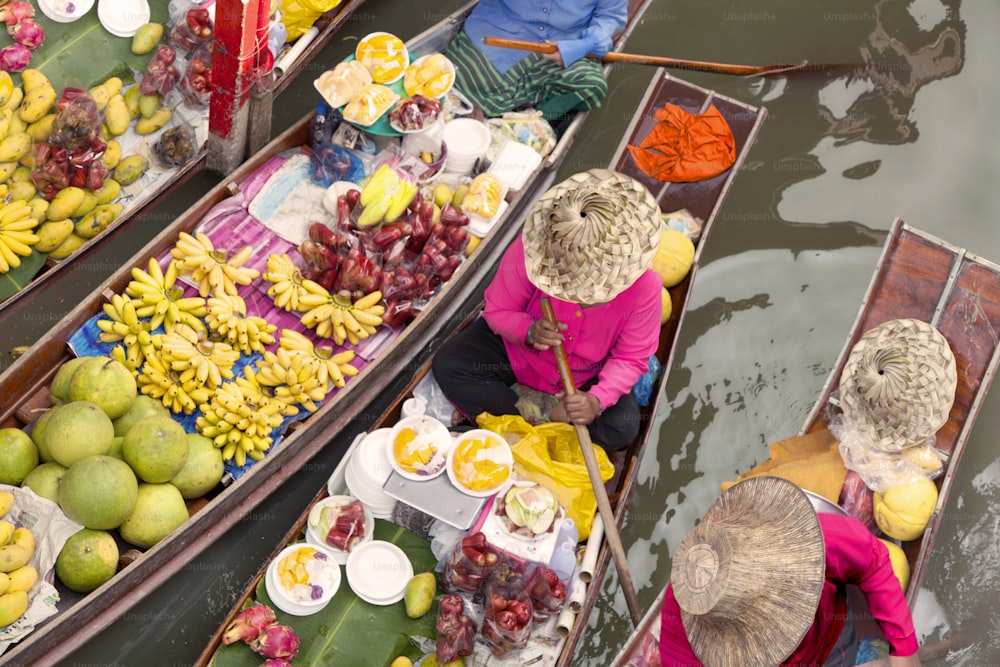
[652,228,695,287]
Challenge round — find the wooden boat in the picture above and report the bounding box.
[612,218,1000,666]
[0,0,369,328]
[195,69,767,666]
[0,2,655,663]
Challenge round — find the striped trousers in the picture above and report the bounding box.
[446,30,609,121]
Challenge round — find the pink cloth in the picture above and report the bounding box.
[659,513,919,666]
[482,236,661,411]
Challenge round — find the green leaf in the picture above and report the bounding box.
[210,520,440,667]
[17,6,171,91]
[0,248,48,303]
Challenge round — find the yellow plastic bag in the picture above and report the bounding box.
[477,413,614,540]
[280,0,343,42]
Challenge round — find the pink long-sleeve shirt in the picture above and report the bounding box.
[482,236,661,411]
[659,512,920,665]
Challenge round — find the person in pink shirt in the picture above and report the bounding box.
[659,476,921,667]
[432,168,662,450]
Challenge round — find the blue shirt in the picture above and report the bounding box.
[463,0,628,74]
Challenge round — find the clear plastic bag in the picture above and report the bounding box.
[831,414,946,492]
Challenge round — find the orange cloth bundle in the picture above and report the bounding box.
[721,428,848,503]
[627,103,736,183]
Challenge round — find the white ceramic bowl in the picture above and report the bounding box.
[265,543,341,615]
[386,415,452,480]
[305,496,375,563]
[446,429,513,497]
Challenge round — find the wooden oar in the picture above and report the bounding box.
[540,298,643,626]
[483,36,810,76]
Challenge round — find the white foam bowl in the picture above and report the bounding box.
[305,496,375,563]
[442,118,491,174]
[265,543,341,616]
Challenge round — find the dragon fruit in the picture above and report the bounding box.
[0,43,31,72]
[249,623,300,661]
[9,18,44,50]
[0,1,33,26]
[262,661,292,667]
[221,604,278,645]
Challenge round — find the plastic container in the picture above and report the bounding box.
[402,396,427,418]
[442,118,491,175]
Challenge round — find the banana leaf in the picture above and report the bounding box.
[210,520,440,667]
[0,248,47,302]
[20,3,172,92]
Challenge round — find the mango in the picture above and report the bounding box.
[20,69,50,93]
[134,107,171,135]
[26,197,48,221]
[18,84,57,123]
[138,93,160,119]
[403,571,436,619]
[88,77,123,112]
[131,23,164,55]
[8,110,25,135]
[94,179,122,205]
[0,131,32,162]
[5,565,37,593]
[47,232,86,260]
[74,203,123,239]
[0,109,11,141]
[102,140,122,170]
[72,191,99,219]
[27,113,56,142]
[0,88,22,113]
[9,165,30,183]
[34,219,74,253]
[0,573,7,597]
[0,72,12,108]
[47,186,86,221]
[7,180,35,202]
[0,161,17,182]
[0,590,28,627]
[123,86,141,119]
[113,155,148,186]
[104,94,130,136]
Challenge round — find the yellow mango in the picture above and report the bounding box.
[7,180,35,202]
[0,590,28,627]
[0,87,23,113]
[134,107,171,135]
[74,203,123,239]
[72,191,99,219]
[0,132,32,162]
[46,186,87,222]
[5,565,37,593]
[26,196,48,220]
[18,85,57,123]
[102,140,122,170]
[123,86,141,119]
[27,113,56,142]
[20,69,50,93]
[0,161,17,182]
[113,155,148,186]
[34,219,74,253]
[93,178,122,205]
[105,94,130,136]
[47,232,86,260]
[0,72,12,108]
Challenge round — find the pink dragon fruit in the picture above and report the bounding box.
[9,18,44,50]
[0,1,33,26]
[262,660,292,667]
[249,623,300,661]
[0,43,31,72]
[221,604,278,645]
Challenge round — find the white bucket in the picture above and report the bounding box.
[442,118,491,174]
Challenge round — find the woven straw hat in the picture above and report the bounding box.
[672,476,825,667]
[522,169,661,304]
[839,318,957,453]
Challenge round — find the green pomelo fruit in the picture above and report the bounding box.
[58,455,139,530]
[55,528,119,593]
[119,483,190,549]
[20,462,68,503]
[50,356,96,404]
[0,427,39,485]
[113,395,170,438]
[45,401,114,467]
[107,437,125,461]
[122,416,188,483]
[29,407,56,463]
[169,433,224,499]
[67,356,137,419]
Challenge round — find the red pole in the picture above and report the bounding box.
[209,0,266,140]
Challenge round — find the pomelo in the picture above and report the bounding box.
[879,538,910,593]
[0,427,38,485]
[652,228,695,287]
[20,462,68,503]
[67,356,137,419]
[873,477,938,541]
[55,528,119,593]
[29,407,57,463]
[122,416,189,483]
[112,395,170,438]
[45,400,114,467]
[49,356,96,404]
[58,455,139,530]
[169,433,224,499]
[119,483,190,548]
[661,286,672,325]
[107,437,125,461]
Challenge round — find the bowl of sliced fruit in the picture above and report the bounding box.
[447,429,513,497]
[305,495,374,563]
[387,415,452,480]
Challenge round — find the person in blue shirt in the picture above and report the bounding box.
[446,0,627,121]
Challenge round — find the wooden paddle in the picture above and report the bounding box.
[539,297,643,626]
[483,36,811,76]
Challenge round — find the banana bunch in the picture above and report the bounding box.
[97,293,157,372]
[262,252,330,312]
[300,290,385,346]
[278,329,359,389]
[195,381,284,467]
[158,322,240,390]
[126,257,208,333]
[0,520,36,628]
[170,231,260,298]
[136,354,212,414]
[253,347,328,413]
[0,199,39,274]
[205,294,277,355]
[357,164,418,228]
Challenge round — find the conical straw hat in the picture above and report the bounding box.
[522,169,662,304]
[839,318,957,452]
[672,476,825,667]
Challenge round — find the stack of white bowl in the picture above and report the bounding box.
[340,428,397,519]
